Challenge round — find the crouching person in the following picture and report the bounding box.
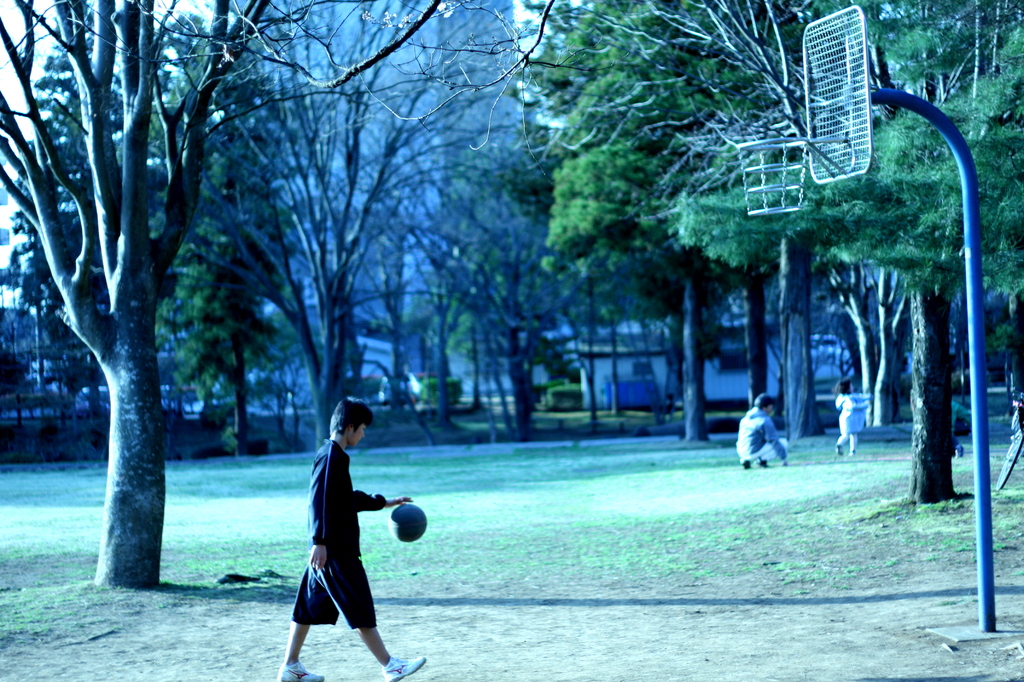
[737,394,788,469]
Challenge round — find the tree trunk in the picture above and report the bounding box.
[779,238,823,439]
[34,310,44,391]
[95,334,166,588]
[231,332,248,457]
[1009,292,1024,394]
[909,290,956,503]
[471,326,482,410]
[487,331,514,438]
[508,326,532,442]
[390,324,409,410]
[435,297,453,428]
[610,323,619,415]
[743,274,768,407]
[308,311,348,443]
[830,264,879,418]
[587,277,598,431]
[666,318,683,420]
[874,269,910,425]
[639,322,665,426]
[682,275,708,440]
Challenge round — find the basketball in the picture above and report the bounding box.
[388,503,427,542]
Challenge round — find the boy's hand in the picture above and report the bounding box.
[384,496,412,508]
[309,544,327,571]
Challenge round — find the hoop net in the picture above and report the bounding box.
[739,138,808,216]
[802,6,873,184]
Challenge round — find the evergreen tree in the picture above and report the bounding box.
[159,243,275,457]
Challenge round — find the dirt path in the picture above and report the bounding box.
[8,567,1024,682]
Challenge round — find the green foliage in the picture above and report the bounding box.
[532,336,574,381]
[674,191,785,272]
[549,144,662,261]
[988,322,1024,359]
[159,243,276,404]
[545,383,584,411]
[422,377,463,407]
[0,350,27,395]
[539,0,801,343]
[808,51,1024,296]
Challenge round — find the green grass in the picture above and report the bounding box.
[2,437,1023,645]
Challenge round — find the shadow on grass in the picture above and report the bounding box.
[155,577,296,604]
[370,585,1024,608]
[168,583,1024,609]
[855,678,997,682]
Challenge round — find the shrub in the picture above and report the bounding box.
[0,450,41,464]
[200,404,229,430]
[422,377,462,406]
[191,445,232,459]
[0,425,14,451]
[38,422,59,443]
[546,384,583,412]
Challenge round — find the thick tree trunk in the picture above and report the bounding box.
[1009,293,1024,395]
[95,334,166,588]
[86,355,103,419]
[682,275,708,440]
[743,274,768,407]
[310,313,348,443]
[909,290,956,503]
[779,238,823,439]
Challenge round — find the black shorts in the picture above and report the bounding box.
[291,554,377,629]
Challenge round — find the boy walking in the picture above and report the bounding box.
[279,398,426,682]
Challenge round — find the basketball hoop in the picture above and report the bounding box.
[740,6,873,217]
[734,4,997,635]
[803,6,873,183]
[738,137,808,216]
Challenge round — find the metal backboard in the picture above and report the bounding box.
[803,6,873,184]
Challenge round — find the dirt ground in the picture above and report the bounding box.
[8,420,1024,681]
[7,560,1024,682]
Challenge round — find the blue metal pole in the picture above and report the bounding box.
[870,88,994,632]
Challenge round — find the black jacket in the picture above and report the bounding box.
[308,439,386,556]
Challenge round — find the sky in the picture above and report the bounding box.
[0,5,35,278]
[0,0,542,278]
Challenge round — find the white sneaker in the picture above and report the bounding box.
[278,661,325,682]
[383,655,426,682]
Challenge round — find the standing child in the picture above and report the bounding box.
[951,399,972,458]
[834,379,871,456]
[278,398,426,682]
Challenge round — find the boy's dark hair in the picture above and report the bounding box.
[753,393,775,410]
[330,398,374,435]
[833,378,853,396]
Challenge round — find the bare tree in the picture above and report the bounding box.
[447,157,568,442]
[0,0,553,587]
[829,264,910,426]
